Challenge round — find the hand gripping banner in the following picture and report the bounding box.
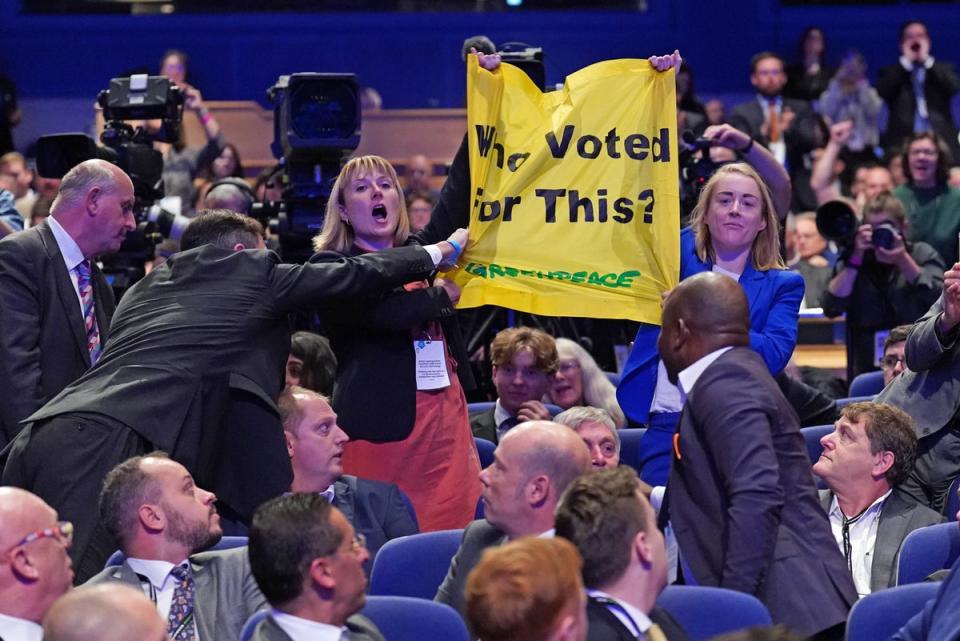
[449,56,681,324]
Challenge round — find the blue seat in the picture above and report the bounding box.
[467,401,494,415]
[604,370,621,386]
[836,394,876,410]
[475,437,496,469]
[848,370,885,397]
[239,610,269,641]
[616,428,647,476]
[896,522,960,585]
[104,535,249,568]
[800,424,832,465]
[846,582,939,641]
[655,585,772,641]
[369,529,463,599]
[362,596,469,641]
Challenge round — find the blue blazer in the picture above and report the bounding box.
[616,227,804,424]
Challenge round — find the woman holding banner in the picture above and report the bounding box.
[616,123,803,486]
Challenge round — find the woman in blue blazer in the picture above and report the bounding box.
[617,124,803,485]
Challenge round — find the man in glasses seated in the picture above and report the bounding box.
[0,487,74,641]
[880,325,911,387]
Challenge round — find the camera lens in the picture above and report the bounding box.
[872,225,896,250]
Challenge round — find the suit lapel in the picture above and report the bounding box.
[91,263,113,344]
[334,478,356,527]
[191,556,216,641]
[38,222,90,365]
[872,494,912,592]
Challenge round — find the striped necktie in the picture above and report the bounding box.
[75,260,102,364]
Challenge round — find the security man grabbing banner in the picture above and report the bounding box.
[449,55,680,323]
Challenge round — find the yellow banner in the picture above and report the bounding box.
[449,56,681,324]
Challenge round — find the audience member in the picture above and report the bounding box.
[312,154,480,531]
[435,421,591,616]
[822,192,943,382]
[0,152,36,219]
[0,186,22,236]
[878,20,960,161]
[789,212,834,308]
[618,124,800,487]
[195,142,245,202]
[730,52,820,211]
[704,99,726,127]
[280,387,418,566]
[555,467,689,641]
[470,327,559,443]
[403,153,439,199]
[657,272,856,638]
[248,493,383,641]
[819,51,883,160]
[2,209,465,582]
[285,331,337,397]
[676,62,707,138]
[876,265,960,511]
[785,27,834,103]
[0,159,133,447]
[548,338,626,427]
[202,177,255,215]
[86,453,266,640]
[465,537,587,641]
[894,132,960,266]
[553,406,620,470]
[0,487,74,640]
[814,402,943,596]
[253,165,284,203]
[405,190,434,232]
[880,324,911,387]
[0,73,20,155]
[888,146,908,187]
[43,584,167,641]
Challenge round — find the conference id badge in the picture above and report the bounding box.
[414,339,450,390]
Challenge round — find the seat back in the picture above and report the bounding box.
[846,582,939,641]
[836,395,876,410]
[369,529,464,599]
[104,535,249,568]
[474,437,496,469]
[362,596,469,641]
[616,428,647,476]
[896,522,960,585]
[801,424,832,465]
[848,370,885,397]
[655,585,772,641]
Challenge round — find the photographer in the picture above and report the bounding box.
[822,192,943,382]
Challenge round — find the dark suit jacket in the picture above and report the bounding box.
[435,519,506,616]
[469,408,498,443]
[10,244,436,519]
[667,347,857,637]
[729,96,820,211]
[311,245,473,443]
[0,220,115,446]
[84,547,267,641]
[586,597,689,641]
[250,612,384,641]
[334,474,418,572]
[818,488,945,592]
[878,60,960,160]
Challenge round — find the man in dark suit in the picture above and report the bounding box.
[86,453,267,640]
[436,421,591,616]
[556,467,689,641]
[2,209,466,582]
[469,327,559,443]
[248,493,384,641]
[280,386,418,568]
[0,159,134,447]
[729,52,820,212]
[657,272,857,640]
[813,401,944,596]
[878,21,960,161]
[43,584,167,641]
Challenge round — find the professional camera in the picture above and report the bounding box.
[816,199,899,255]
[252,73,361,262]
[679,131,729,224]
[36,74,190,294]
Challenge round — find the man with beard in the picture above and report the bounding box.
[86,453,267,640]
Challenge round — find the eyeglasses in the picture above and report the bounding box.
[9,521,73,552]
[558,361,581,374]
[880,355,906,369]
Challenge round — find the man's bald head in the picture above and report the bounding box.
[658,273,750,384]
[43,584,167,641]
[505,421,593,492]
[0,488,55,550]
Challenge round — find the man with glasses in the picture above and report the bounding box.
[881,325,912,387]
[247,493,383,641]
[0,487,73,641]
[86,453,267,641]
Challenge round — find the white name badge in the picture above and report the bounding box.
[415,340,451,390]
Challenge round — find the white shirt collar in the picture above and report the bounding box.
[586,590,652,636]
[0,613,44,641]
[677,347,734,398]
[900,55,935,71]
[47,215,86,272]
[271,610,347,641]
[828,489,892,521]
[493,399,512,428]
[126,557,188,589]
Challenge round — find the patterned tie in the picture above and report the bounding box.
[75,260,102,364]
[167,564,196,641]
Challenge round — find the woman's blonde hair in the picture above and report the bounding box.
[689,163,785,271]
[313,155,410,252]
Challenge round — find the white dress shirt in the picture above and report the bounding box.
[0,613,43,641]
[126,557,199,640]
[586,590,653,639]
[46,215,88,316]
[827,490,891,597]
[271,610,348,641]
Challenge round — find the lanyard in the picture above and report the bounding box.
[592,595,644,639]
